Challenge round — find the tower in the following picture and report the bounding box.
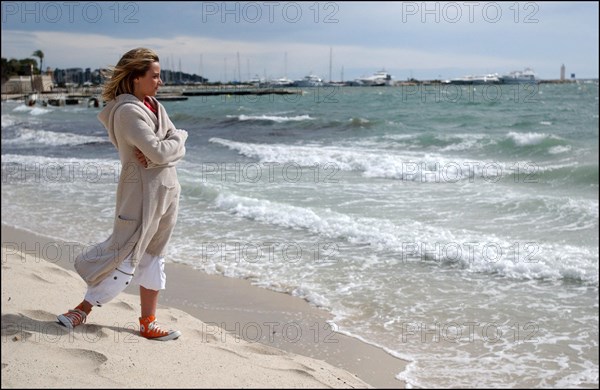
[560,64,565,81]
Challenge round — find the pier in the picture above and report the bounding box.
[1,86,303,103]
[1,80,587,104]
[181,87,303,96]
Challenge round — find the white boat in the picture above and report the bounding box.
[442,73,500,85]
[248,74,264,87]
[293,74,324,87]
[498,68,537,84]
[268,77,294,87]
[355,70,393,86]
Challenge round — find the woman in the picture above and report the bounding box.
[57,48,188,341]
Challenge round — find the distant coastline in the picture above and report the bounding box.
[0,78,591,103]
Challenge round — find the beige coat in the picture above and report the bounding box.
[75,94,188,286]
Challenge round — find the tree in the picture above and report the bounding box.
[32,50,44,75]
[1,57,38,83]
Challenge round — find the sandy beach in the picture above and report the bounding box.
[1,224,407,388]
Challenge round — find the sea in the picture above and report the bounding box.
[2,82,598,388]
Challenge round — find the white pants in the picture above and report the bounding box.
[84,252,166,307]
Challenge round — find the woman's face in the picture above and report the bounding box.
[134,62,162,99]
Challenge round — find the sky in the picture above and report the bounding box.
[1,1,598,82]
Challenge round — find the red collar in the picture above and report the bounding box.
[144,97,158,115]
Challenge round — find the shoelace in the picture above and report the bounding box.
[147,321,167,335]
[67,309,86,325]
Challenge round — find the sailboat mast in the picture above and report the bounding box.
[237,51,241,82]
[329,47,333,83]
[199,54,203,84]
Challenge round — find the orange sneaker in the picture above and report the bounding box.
[139,315,181,341]
[57,308,88,329]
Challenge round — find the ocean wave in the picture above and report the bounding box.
[214,192,599,284]
[381,134,417,141]
[533,162,598,186]
[1,114,17,128]
[4,128,108,147]
[12,105,52,116]
[378,132,575,158]
[209,137,567,182]
[373,133,496,153]
[507,131,553,146]
[209,137,449,181]
[1,153,121,184]
[426,133,491,152]
[230,114,314,123]
[548,145,572,154]
[347,117,372,127]
[498,131,578,158]
[1,153,116,164]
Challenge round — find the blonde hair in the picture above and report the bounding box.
[102,48,159,102]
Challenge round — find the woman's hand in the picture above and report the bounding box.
[134,147,148,168]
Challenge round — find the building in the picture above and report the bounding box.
[560,64,566,81]
[1,75,53,93]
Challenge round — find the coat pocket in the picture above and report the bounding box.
[117,214,137,222]
[111,215,140,252]
[156,183,180,214]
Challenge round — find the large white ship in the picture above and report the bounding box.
[442,73,500,85]
[293,74,324,87]
[498,68,537,84]
[354,70,393,86]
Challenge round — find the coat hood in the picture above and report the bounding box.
[98,94,157,150]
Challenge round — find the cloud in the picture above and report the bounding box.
[1,2,598,80]
[0,29,552,81]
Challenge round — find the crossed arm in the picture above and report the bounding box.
[135,147,150,168]
[116,106,188,168]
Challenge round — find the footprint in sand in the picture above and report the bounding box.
[243,343,288,356]
[28,273,52,284]
[193,329,219,343]
[215,346,249,359]
[45,267,73,278]
[109,300,137,312]
[64,348,109,365]
[79,324,109,339]
[24,309,59,321]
